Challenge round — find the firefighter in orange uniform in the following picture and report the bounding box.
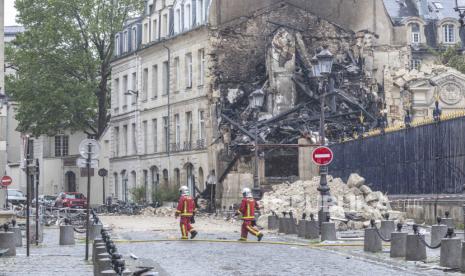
[237,187,264,241]
[175,186,198,240]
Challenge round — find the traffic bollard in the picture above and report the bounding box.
[461,241,465,272]
[364,228,382,253]
[94,252,110,275]
[59,225,75,245]
[285,218,297,235]
[321,222,337,241]
[305,220,319,239]
[380,220,395,240]
[91,223,103,241]
[0,231,16,256]
[12,226,22,247]
[96,257,113,276]
[431,224,447,247]
[278,218,287,233]
[390,231,407,258]
[440,237,461,269]
[268,214,279,230]
[298,220,306,238]
[93,246,107,265]
[405,233,426,261]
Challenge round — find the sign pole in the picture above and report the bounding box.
[35,159,39,246]
[25,139,30,257]
[85,143,92,261]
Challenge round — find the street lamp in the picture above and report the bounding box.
[455,0,465,48]
[312,46,334,226]
[249,89,265,198]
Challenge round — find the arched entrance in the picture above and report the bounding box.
[113,173,119,198]
[150,166,159,203]
[130,171,136,202]
[174,168,180,188]
[121,170,127,202]
[65,171,76,192]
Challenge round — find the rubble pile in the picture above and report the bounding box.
[259,173,405,230]
[139,206,175,217]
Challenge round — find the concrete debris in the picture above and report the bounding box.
[347,173,365,188]
[260,173,405,230]
[139,206,175,217]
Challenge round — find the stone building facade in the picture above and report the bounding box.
[110,0,213,202]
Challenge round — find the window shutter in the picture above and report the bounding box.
[192,0,197,26]
[127,28,132,52]
[137,23,143,48]
[169,8,174,36]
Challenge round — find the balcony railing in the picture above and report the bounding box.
[168,140,206,153]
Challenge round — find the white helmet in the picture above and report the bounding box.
[179,186,189,196]
[242,187,252,198]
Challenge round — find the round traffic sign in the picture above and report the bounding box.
[98,168,108,177]
[79,139,100,159]
[312,146,334,166]
[1,176,13,187]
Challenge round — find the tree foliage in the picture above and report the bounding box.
[6,0,142,137]
[437,44,465,74]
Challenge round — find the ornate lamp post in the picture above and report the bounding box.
[312,46,334,225]
[249,89,265,198]
[455,0,465,48]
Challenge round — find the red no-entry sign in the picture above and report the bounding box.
[0,176,12,187]
[312,146,334,166]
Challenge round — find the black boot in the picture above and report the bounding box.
[257,233,264,242]
[190,230,198,239]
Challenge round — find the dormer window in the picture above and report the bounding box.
[115,34,120,55]
[123,31,128,52]
[131,27,137,50]
[443,24,455,43]
[411,23,420,44]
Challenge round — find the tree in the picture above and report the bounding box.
[436,44,465,74]
[6,0,143,138]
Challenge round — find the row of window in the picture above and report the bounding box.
[113,49,205,110]
[409,22,458,44]
[116,0,210,56]
[113,110,206,157]
[112,165,207,201]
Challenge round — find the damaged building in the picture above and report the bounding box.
[109,0,465,208]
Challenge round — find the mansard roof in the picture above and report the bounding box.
[383,0,458,25]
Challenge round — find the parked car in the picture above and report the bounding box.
[32,195,57,207]
[54,192,87,209]
[7,189,27,205]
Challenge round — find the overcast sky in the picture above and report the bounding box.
[5,0,18,26]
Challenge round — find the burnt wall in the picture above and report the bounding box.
[210,2,354,92]
[210,0,393,45]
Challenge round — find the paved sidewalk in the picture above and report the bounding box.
[0,227,92,276]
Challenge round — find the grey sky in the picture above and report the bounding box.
[5,0,18,26]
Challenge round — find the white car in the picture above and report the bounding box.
[7,189,27,205]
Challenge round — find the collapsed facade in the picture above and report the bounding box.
[109,0,465,208]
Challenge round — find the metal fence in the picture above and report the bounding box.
[328,116,465,195]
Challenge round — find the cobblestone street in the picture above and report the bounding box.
[0,216,463,276]
[0,227,92,276]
